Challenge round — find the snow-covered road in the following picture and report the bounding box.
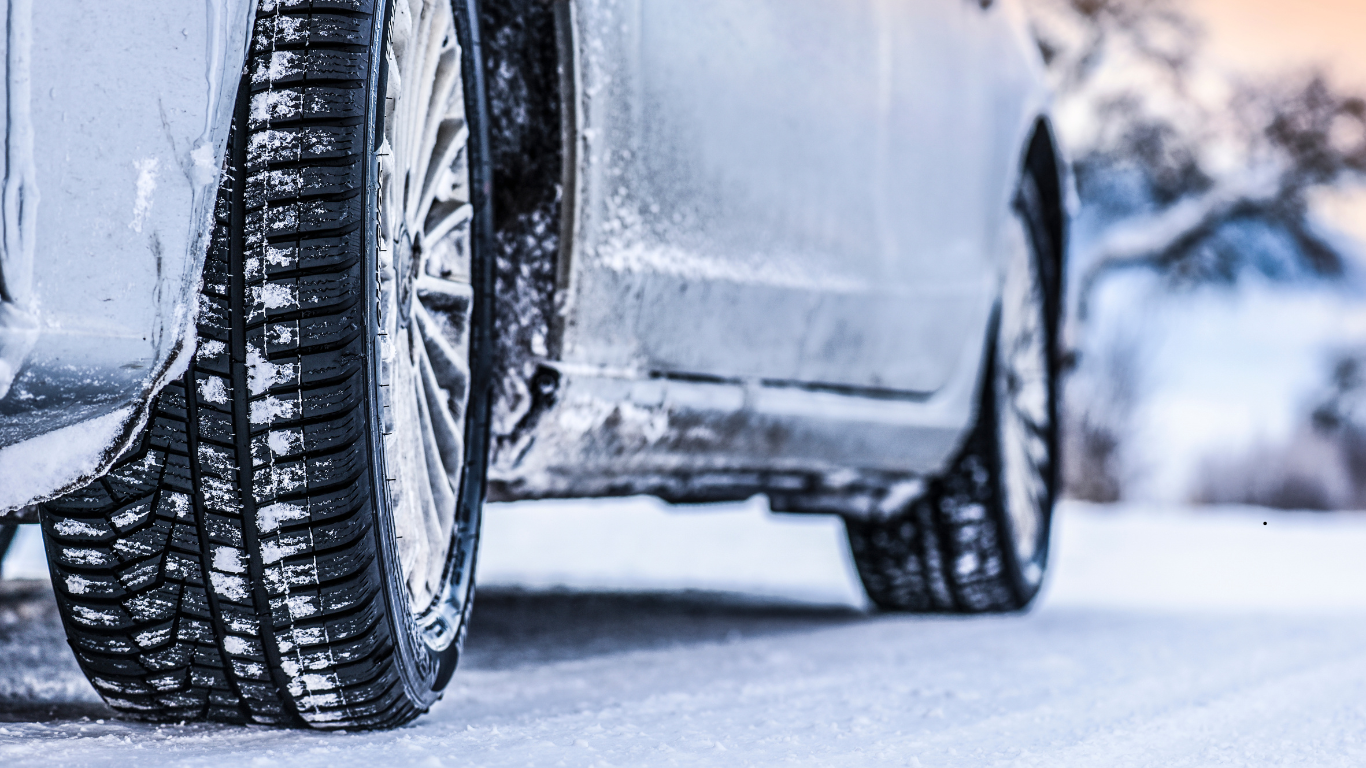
[4,500,1366,767]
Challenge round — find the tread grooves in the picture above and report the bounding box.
[230,62,307,725]
[43,0,463,731]
[184,364,254,722]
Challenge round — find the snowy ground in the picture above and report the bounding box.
[4,498,1366,766]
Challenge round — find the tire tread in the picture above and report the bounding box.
[43,0,423,730]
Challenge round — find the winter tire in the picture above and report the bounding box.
[39,0,493,729]
[845,152,1063,613]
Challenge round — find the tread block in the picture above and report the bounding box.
[45,482,117,514]
[118,556,165,593]
[64,600,135,631]
[160,456,196,496]
[249,390,304,431]
[249,194,363,242]
[66,627,138,656]
[253,456,309,503]
[248,86,366,129]
[304,439,368,491]
[43,514,115,544]
[56,570,125,599]
[149,416,189,452]
[53,544,119,570]
[299,482,370,526]
[264,228,364,277]
[140,643,195,673]
[304,545,372,585]
[249,126,362,170]
[298,371,365,423]
[245,163,364,210]
[253,13,372,54]
[104,450,166,503]
[109,498,154,534]
[155,385,190,420]
[202,515,246,548]
[298,334,365,387]
[123,583,183,623]
[198,292,232,333]
[299,508,368,551]
[112,520,172,562]
[264,319,302,356]
[250,49,369,91]
[197,407,236,445]
[297,303,364,351]
[196,339,232,378]
[297,260,363,313]
[193,373,235,415]
[303,404,364,454]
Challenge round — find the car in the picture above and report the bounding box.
[0,0,1066,729]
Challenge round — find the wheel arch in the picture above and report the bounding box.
[1019,116,1070,325]
[1014,114,1069,551]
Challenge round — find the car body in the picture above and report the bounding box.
[494,0,1058,512]
[0,0,255,511]
[0,0,1066,730]
[0,0,1059,516]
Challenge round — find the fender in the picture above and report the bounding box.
[0,0,255,511]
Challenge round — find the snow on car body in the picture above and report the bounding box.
[1,0,1066,730]
[0,1,255,508]
[508,0,1056,502]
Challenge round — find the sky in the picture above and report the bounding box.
[1193,0,1366,87]
[1192,1,1366,242]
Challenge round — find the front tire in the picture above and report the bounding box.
[845,162,1062,613]
[40,0,490,729]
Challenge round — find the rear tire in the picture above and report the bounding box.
[845,161,1062,613]
[39,0,491,729]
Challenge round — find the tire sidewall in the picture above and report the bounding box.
[989,170,1062,605]
[361,0,489,708]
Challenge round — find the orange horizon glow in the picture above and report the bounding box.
[1191,0,1366,241]
[1193,0,1366,87]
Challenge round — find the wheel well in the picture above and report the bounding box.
[1021,117,1068,309]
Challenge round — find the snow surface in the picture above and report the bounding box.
[5,498,1366,766]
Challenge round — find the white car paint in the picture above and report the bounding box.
[493,0,1057,500]
[0,0,1057,512]
[562,0,1047,395]
[0,0,254,510]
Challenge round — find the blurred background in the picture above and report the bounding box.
[1037,0,1366,509]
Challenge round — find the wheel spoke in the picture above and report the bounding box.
[376,0,475,620]
[413,292,470,405]
[414,310,467,482]
[424,201,473,257]
[410,49,462,229]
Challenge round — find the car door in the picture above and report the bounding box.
[560,0,1017,394]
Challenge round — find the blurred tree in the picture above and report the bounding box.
[1025,0,1366,501]
[1309,353,1366,505]
[1030,0,1366,313]
[1192,350,1366,510]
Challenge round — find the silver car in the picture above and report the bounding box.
[0,0,1065,728]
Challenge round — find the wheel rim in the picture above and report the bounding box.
[995,214,1052,587]
[375,0,476,640]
